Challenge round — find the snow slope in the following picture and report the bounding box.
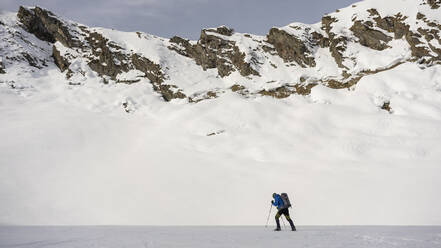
[0,0,440,226]
[1,62,441,225]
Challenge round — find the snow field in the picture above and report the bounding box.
[1,62,441,225]
[1,226,441,248]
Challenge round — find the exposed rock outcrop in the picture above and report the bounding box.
[323,61,405,90]
[212,26,234,36]
[321,16,348,68]
[416,13,441,63]
[169,27,259,77]
[368,10,409,39]
[381,101,392,113]
[426,0,441,9]
[0,59,5,74]
[52,46,69,72]
[84,33,185,101]
[259,83,317,98]
[85,32,129,79]
[266,28,316,67]
[18,6,78,48]
[82,32,185,101]
[363,9,438,62]
[189,89,224,103]
[350,20,392,50]
[21,52,44,68]
[16,6,186,101]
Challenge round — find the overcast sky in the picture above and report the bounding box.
[1,0,357,39]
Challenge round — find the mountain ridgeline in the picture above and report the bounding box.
[1,0,440,102]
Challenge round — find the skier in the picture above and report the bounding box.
[272,193,296,231]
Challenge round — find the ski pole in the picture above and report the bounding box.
[265,204,273,228]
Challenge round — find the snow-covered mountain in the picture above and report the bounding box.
[1,0,440,103]
[0,0,440,226]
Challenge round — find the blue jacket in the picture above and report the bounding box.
[272,194,284,209]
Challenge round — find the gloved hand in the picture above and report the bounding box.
[271,200,274,204]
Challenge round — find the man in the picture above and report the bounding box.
[272,193,296,231]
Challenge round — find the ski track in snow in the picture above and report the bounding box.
[0,226,440,248]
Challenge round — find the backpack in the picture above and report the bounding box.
[280,193,292,209]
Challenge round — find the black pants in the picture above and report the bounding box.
[275,208,296,230]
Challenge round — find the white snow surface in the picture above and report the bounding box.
[0,0,441,226]
[0,226,440,248]
[1,61,441,225]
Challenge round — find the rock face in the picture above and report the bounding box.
[368,9,409,39]
[427,0,441,9]
[415,13,441,62]
[52,46,69,72]
[259,83,317,98]
[320,16,348,68]
[17,6,186,101]
[350,20,393,50]
[381,101,392,113]
[266,28,316,67]
[18,6,78,47]
[84,31,130,79]
[169,26,259,77]
[0,59,5,74]
[313,6,441,73]
[352,8,440,63]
